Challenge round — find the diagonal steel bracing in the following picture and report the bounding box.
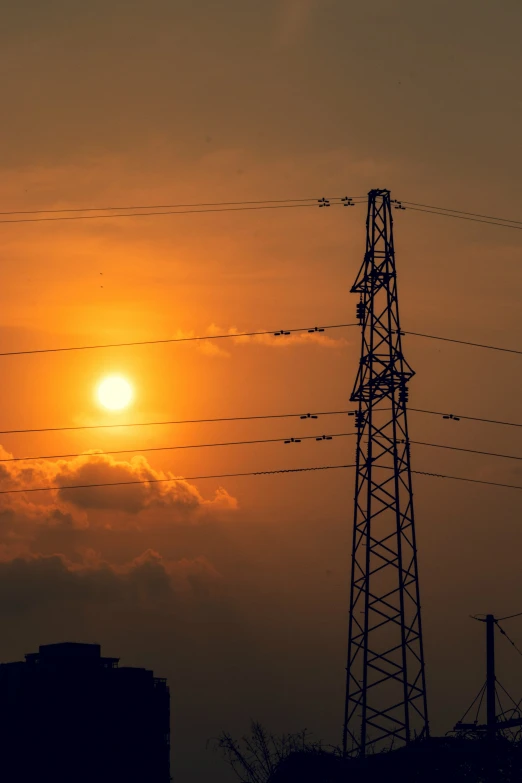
[342,189,429,756]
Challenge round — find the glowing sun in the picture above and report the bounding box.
[97,375,134,411]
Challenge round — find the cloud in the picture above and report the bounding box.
[169,324,347,359]
[197,339,232,358]
[0,549,222,616]
[56,454,214,513]
[0,447,238,562]
[198,323,347,358]
[0,447,237,515]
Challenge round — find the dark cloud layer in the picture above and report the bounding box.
[0,549,221,615]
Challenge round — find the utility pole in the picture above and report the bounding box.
[343,189,429,756]
[471,614,498,781]
[454,612,522,775]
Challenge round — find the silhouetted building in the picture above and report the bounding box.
[0,642,170,783]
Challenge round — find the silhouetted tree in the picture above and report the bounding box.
[214,721,338,783]
[215,726,522,782]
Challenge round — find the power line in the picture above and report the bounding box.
[411,439,522,462]
[0,199,364,225]
[0,409,352,437]
[399,200,522,226]
[496,622,522,661]
[0,196,365,217]
[2,194,517,226]
[0,429,518,470]
[394,203,522,231]
[0,463,355,495]
[412,469,522,492]
[1,405,521,439]
[1,323,521,361]
[357,405,522,430]
[1,192,519,232]
[410,407,522,430]
[0,323,355,358]
[1,461,522,497]
[404,331,522,356]
[0,431,354,464]
[498,611,522,622]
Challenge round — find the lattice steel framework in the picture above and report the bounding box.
[342,189,429,756]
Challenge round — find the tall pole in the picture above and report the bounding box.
[343,189,429,757]
[486,614,496,745]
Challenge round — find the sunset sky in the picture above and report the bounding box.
[0,1,521,780]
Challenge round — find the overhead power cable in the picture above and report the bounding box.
[393,201,522,231]
[0,196,365,217]
[1,406,521,439]
[0,409,352,437]
[0,323,355,358]
[496,622,522,661]
[1,323,521,360]
[399,200,522,226]
[409,407,522,430]
[411,439,522,462]
[412,469,522,492]
[497,611,522,622]
[2,433,521,467]
[399,205,522,231]
[1,192,518,230]
[2,463,522,497]
[1,194,518,226]
[0,198,364,225]
[0,431,355,465]
[404,331,522,356]
[0,464,355,495]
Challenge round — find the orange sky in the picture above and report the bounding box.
[0,1,521,780]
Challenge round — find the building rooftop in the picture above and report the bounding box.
[24,642,119,668]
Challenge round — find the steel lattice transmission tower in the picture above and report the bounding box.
[342,189,429,756]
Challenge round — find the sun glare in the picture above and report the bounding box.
[97,375,134,411]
